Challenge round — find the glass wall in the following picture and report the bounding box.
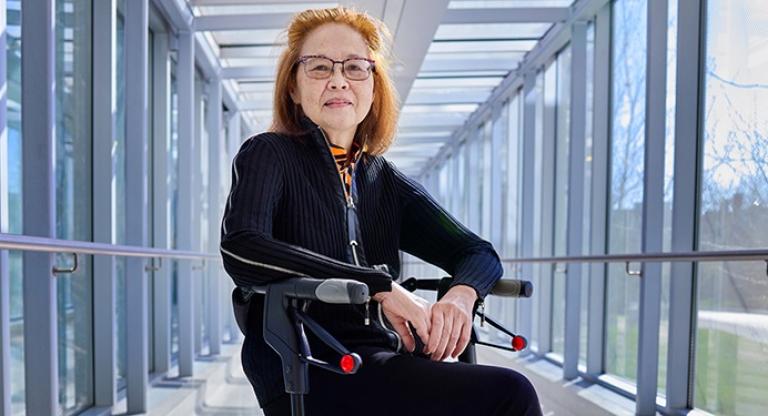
[529,69,545,352]
[695,0,768,413]
[605,0,647,384]
[551,46,572,359]
[579,21,596,368]
[115,4,127,390]
[6,1,24,414]
[169,55,180,363]
[55,0,94,412]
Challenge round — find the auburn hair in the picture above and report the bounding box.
[270,7,399,155]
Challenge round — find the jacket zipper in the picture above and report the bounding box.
[318,128,370,325]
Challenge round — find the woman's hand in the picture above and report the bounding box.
[425,285,477,361]
[373,282,432,353]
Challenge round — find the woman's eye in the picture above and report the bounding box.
[310,64,330,72]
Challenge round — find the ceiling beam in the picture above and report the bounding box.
[441,7,570,25]
[194,13,292,31]
[221,66,274,79]
[190,0,336,5]
[388,0,452,103]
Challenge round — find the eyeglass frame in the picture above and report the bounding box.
[295,55,376,81]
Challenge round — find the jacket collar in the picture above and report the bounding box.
[299,115,364,165]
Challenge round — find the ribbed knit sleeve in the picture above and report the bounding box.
[390,163,502,298]
[220,134,392,294]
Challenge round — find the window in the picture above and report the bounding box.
[55,0,94,412]
[6,1,25,414]
[695,0,768,413]
[605,0,647,385]
[551,46,572,358]
[115,5,127,390]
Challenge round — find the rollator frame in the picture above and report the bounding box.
[243,276,533,416]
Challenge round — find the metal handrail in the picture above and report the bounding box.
[499,249,768,264]
[0,232,218,261]
[403,249,768,265]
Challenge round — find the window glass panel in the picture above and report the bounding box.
[504,96,523,332]
[6,1,25,414]
[695,1,768,413]
[551,46,571,358]
[605,0,647,385]
[115,7,127,390]
[658,0,678,395]
[55,0,94,412]
[579,21,596,368]
[481,122,493,240]
[170,55,180,363]
[529,70,545,352]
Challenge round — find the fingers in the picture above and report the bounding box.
[426,310,444,355]
[450,319,472,359]
[433,314,454,361]
[390,318,416,352]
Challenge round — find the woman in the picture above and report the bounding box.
[221,7,542,416]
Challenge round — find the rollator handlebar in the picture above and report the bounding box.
[401,277,533,298]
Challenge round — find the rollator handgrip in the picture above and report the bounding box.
[490,279,533,298]
[278,277,370,304]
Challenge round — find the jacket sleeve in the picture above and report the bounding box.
[220,134,392,294]
[390,163,502,298]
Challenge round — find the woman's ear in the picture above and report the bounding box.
[289,89,300,104]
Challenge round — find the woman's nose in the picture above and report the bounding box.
[327,65,349,90]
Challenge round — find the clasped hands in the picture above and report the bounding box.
[372,282,478,361]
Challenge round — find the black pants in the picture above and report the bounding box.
[262,346,542,416]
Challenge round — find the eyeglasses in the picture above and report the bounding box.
[296,55,375,81]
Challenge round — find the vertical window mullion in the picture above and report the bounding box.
[636,0,669,412]
[587,2,611,379]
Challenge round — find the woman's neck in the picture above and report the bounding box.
[321,127,355,152]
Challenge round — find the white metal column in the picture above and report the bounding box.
[0,2,10,413]
[21,1,58,414]
[635,0,669,413]
[225,111,241,344]
[21,0,59,415]
[519,73,537,349]
[125,0,150,412]
[92,0,118,407]
[563,21,588,380]
[665,0,703,411]
[193,77,204,355]
[586,3,611,379]
[206,77,223,355]
[177,30,196,376]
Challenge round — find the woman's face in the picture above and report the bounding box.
[291,23,374,139]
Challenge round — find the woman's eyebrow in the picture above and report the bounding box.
[304,53,367,59]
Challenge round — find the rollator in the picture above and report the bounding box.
[239,276,533,416]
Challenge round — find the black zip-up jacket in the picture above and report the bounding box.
[220,118,503,407]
